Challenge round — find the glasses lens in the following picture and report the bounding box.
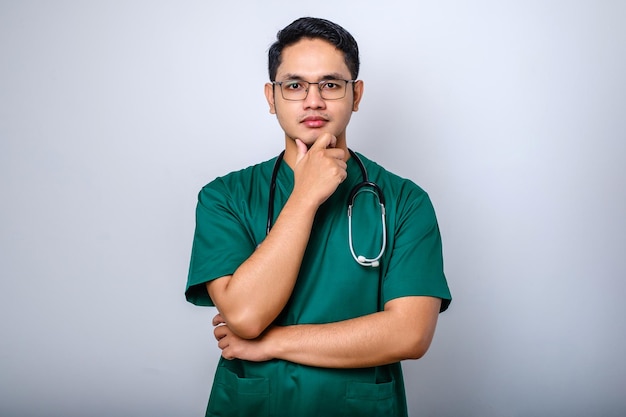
[319,80,347,100]
[279,80,349,100]
[280,81,307,100]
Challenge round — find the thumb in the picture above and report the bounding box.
[295,139,308,165]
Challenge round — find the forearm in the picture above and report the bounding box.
[262,297,441,368]
[208,136,348,339]
[207,195,317,339]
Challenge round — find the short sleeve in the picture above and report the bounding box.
[185,179,257,306]
[382,184,451,312]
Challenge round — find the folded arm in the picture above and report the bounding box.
[213,295,442,368]
[206,195,316,339]
[207,136,347,339]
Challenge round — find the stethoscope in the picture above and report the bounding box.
[266,149,386,267]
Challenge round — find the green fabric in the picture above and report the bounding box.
[186,152,451,417]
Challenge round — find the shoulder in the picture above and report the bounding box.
[355,152,429,198]
[354,152,438,223]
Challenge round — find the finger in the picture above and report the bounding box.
[214,324,229,340]
[327,133,337,149]
[219,343,235,360]
[212,314,225,326]
[214,328,222,341]
[326,148,346,162]
[311,132,336,150]
[217,337,229,350]
[295,139,308,165]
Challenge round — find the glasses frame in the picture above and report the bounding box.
[272,79,356,101]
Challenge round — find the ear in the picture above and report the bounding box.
[265,83,276,114]
[352,80,364,112]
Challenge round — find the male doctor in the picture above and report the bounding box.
[186,16,451,417]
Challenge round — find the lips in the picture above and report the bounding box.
[301,115,329,128]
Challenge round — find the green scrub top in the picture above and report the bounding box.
[186,152,451,417]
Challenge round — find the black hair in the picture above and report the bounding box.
[268,17,360,81]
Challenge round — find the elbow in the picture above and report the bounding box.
[402,335,434,361]
[223,311,269,340]
[232,323,266,340]
[209,282,271,339]
[404,344,429,361]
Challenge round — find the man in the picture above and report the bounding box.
[186,17,451,417]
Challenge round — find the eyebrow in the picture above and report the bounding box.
[280,73,350,81]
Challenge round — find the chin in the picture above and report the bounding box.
[289,135,317,146]
[288,129,342,147]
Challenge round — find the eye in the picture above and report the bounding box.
[322,80,342,90]
[283,81,305,90]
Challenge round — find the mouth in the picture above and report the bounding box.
[300,115,329,128]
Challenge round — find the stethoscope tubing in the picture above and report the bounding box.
[267,149,386,267]
[347,186,387,267]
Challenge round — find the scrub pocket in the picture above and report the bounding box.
[205,365,270,417]
[343,379,397,416]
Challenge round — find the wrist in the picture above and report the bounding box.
[283,193,319,217]
[262,325,286,360]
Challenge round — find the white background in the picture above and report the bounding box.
[1,1,625,416]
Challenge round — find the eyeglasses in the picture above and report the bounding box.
[273,79,355,101]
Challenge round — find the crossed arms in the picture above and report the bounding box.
[206,136,442,368]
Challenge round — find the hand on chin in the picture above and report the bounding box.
[293,131,336,149]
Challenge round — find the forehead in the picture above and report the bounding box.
[276,38,350,80]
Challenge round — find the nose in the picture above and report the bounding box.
[303,84,326,109]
